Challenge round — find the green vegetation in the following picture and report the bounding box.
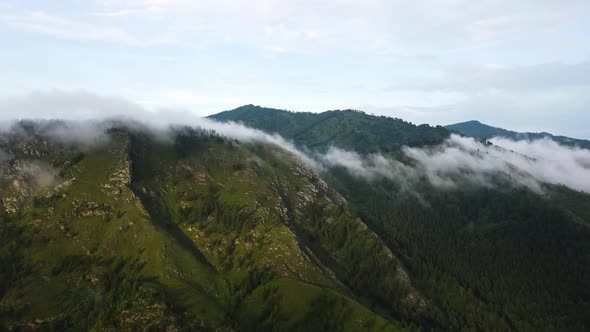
[446,120,590,149]
[0,123,411,331]
[210,105,449,152]
[325,169,590,331]
[2,112,590,331]
[211,106,590,331]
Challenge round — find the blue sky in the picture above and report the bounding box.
[1,0,589,138]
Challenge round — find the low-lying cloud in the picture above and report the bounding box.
[321,134,590,193]
[0,148,10,163]
[489,137,590,191]
[18,161,60,190]
[0,90,318,167]
[3,119,111,147]
[320,148,420,191]
[1,90,588,194]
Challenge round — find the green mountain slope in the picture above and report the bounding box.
[210,105,450,152]
[446,120,590,148]
[324,170,590,331]
[0,121,439,331]
[210,107,590,331]
[3,113,589,331]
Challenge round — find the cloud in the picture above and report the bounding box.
[18,161,60,190]
[320,147,419,191]
[443,86,590,139]
[5,1,588,54]
[0,90,163,123]
[0,4,169,46]
[402,135,543,191]
[1,9,132,44]
[1,159,61,191]
[0,149,10,162]
[2,1,589,139]
[0,149,12,180]
[388,59,590,94]
[320,134,590,193]
[1,90,589,194]
[490,137,590,190]
[4,120,112,148]
[380,59,590,138]
[0,90,318,167]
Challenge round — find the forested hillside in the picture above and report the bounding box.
[324,170,590,331]
[212,106,590,331]
[1,111,589,331]
[210,105,449,152]
[1,120,438,331]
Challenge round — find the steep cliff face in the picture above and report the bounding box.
[0,124,429,331]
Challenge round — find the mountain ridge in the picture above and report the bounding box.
[446,120,590,148]
[0,120,433,331]
[210,105,450,152]
[2,114,590,331]
[208,106,590,331]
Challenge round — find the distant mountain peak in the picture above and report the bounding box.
[446,120,590,149]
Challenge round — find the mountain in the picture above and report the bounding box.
[2,112,590,331]
[210,106,590,331]
[0,120,438,331]
[446,120,590,149]
[210,104,450,152]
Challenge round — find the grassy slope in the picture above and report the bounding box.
[1,130,228,330]
[128,130,419,330]
[0,127,413,331]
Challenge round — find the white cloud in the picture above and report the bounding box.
[1,0,589,145]
[5,0,588,54]
[320,147,419,191]
[1,90,589,194]
[18,161,60,190]
[0,90,318,167]
[0,4,170,46]
[388,59,590,94]
[321,134,590,193]
[378,59,590,137]
[491,137,590,184]
[0,90,148,121]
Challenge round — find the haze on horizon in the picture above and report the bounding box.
[1,0,589,138]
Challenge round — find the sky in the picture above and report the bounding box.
[1,0,589,138]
